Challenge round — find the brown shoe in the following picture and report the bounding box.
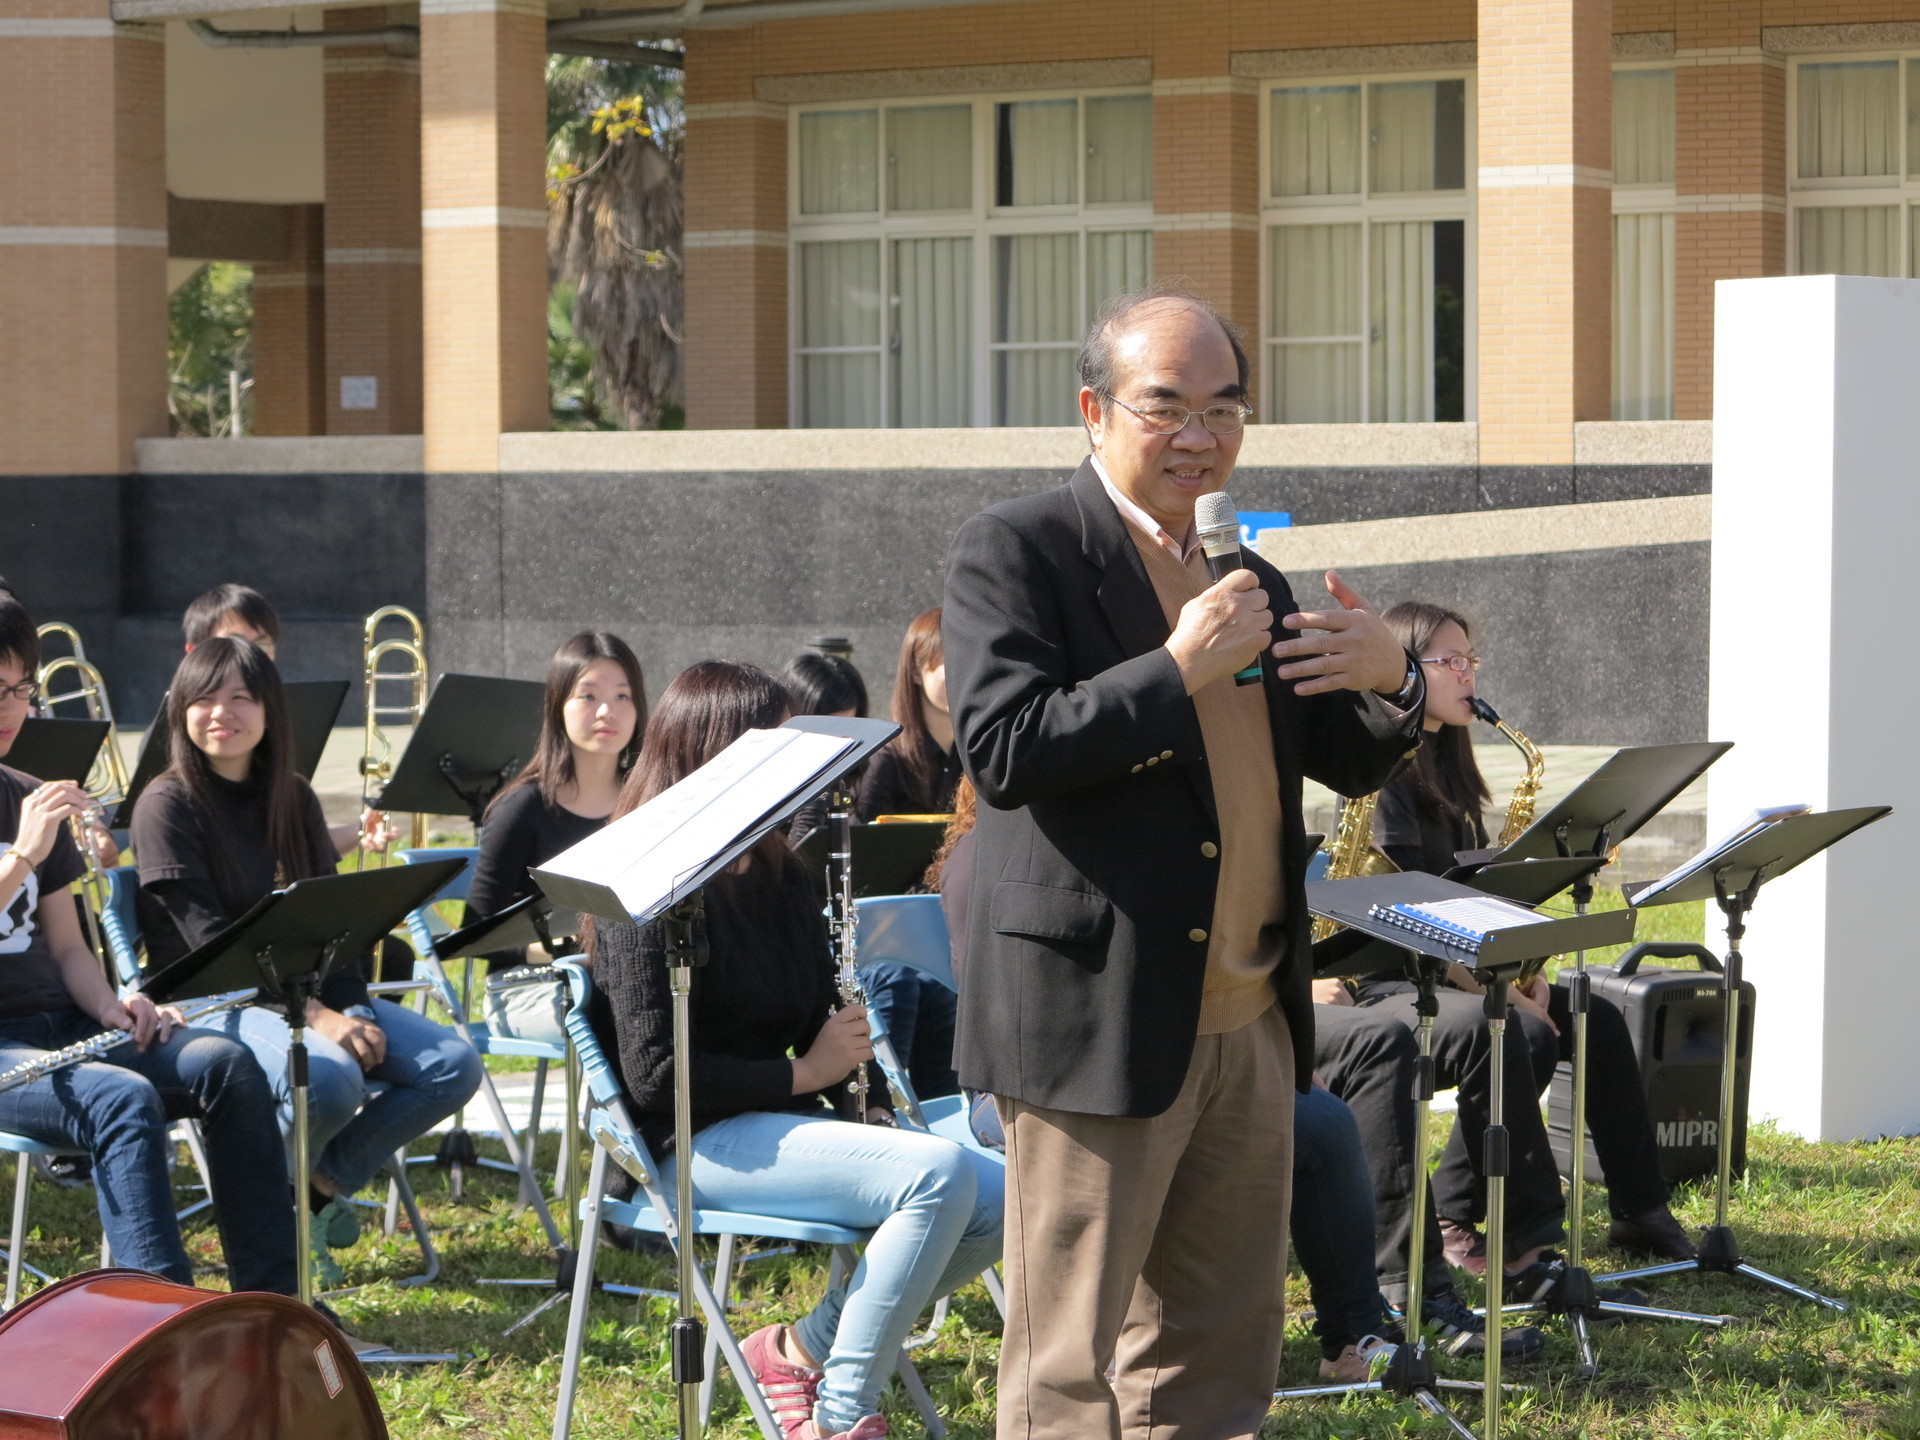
[1438,1217,1487,1275]
[1317,1336,1395,1383]
[1608,1205,1698,1261]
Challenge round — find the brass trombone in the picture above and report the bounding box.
[358,605,430,863]
[33,623,132,975]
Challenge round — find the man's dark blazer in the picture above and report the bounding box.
[942,459,1423,1117]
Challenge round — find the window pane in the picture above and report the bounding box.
[994,350,1079,425]
[1085,95,1152,204]
[1270,85,1361,197]
[1614,69,1675,186]
[994,233,1078,343]
[1370,78,1465,193]
[1613,212,1675,420]
[801,355,882,427]
[1911,62,1920,178]
[996,99,1077,206]
[1797,206,1900,275]
[1270,343,1362,423]
[1369,221,1433,422]
[1796,62,1897,179]
[892,237,973,427]
[799,110,878,214]
[887,105,972,212]
[1087,230,1152,315]
[798,240,881,346]
[1268,224,1361,338]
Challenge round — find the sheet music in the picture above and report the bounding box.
[535,726,855,921]
[1633,801,1810,904]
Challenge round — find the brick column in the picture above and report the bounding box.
[251,204,326,436]
[325,13,424,435]
[420,0,548,471]
[1476,0,1613,465]
[683,32,787,429]
[0,4,165,474]
[1150,76,1261,397]
[1671,43,1784,420]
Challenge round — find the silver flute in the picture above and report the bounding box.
[827,786,870,1121]
[0,989,256,1097]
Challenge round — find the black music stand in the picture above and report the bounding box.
[140,859,465,1309]
[793,819,947,897]
[5,717,109,785]
[537,715,898,1440]
[1607,805,1890,1312]
[371,673,544,826]
[1302,872,1634,1440]
[112,679,349,828]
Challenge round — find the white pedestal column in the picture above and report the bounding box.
[1709,275,1920,1142]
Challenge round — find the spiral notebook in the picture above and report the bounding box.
[1365,895,1550,953]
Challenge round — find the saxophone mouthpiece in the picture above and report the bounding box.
[1468,697,1501,725]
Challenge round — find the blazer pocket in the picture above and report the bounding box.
[991,880,1114,946]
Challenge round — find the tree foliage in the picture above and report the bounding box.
[168,262,253,437]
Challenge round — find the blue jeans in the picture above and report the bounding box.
[1291,1084,1390,1358]
[859,963,959,1102]
[0,1007,297,1294]
[660,1110,1003,1431]
[213,998,484,1195]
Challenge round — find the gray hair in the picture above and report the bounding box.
[1075,281,1251,415]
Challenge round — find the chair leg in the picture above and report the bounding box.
[982,1264,1009,1321]
[7,1153,28,1309]
[895,1348,946,1439]
[551,1142,610,1440]
[699,1233,736,1428]
[521,1059,549,1210]
[690,1256,784,1440]
[386,1155,440,1288]
[172,1121,216,1222]
[384,1176,402,1238]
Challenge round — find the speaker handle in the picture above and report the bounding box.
[1614,941,1722,978]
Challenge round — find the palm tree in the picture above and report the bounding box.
[546,54,685,429]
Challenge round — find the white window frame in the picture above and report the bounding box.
[787,89,1155,428]
[1257,71,1479,425]
[1611,62,1678,420]
[1786,52,1920,277]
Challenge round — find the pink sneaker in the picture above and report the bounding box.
[815,1417,889,1439]
[740,1324,823,1439]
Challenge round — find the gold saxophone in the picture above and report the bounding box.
[1469,696,1544,847]
[1311,790,1399,941]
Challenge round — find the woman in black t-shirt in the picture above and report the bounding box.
[1373,601,1696,1265]
[131,639,483,1284]
[855,608,962,821]
[465,631,647,969]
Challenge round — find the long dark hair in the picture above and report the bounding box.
[489,631,648,818]
[781,652,868,719]
[1381,601,1490,828]
[612,660,794,873]
[886,608,945,799]
[161,637,332,887]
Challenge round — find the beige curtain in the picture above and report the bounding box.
[1270,85,1362,197]
[798,109,878,214]
[1797,206,1900,276]
[1002,99,1078,206]
[994,233,1078,423]
[1087,230,1151,313]
[1613,213,1675,420]
[1369,82,1436,192]
[1085,95,1152,204]
[1268,224,1362,421]
[797,240,881,426]
[891,237,973,427]
[1369,221,1433,422]
[1614,70,1676,185]
[1797,62,1898,179]
[887,105,971,212]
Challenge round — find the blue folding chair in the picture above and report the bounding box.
[3,1131,97,1311]
[395,848,565,1250]
[549,959,948,1440]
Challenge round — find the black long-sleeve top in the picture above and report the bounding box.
[588,859,854,1156]
[854,736,962,821]
[466,782,606,935]
[1373,772,1487,877]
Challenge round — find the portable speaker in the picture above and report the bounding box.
[1547,942,1753,1187]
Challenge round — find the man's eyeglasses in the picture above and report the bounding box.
[0,680,39,704]
[1103,393,1254,436]
[1420,654,1482,675]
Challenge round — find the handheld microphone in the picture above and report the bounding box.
[1193,491,1263,687]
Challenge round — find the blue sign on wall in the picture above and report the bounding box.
[1238,511,1292,544]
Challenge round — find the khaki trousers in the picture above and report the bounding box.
[995,1003,1295,1440]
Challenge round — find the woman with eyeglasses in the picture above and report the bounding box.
[1371,601,1697,1271]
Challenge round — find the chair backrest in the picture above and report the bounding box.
[554,959,660,1183]
[102,865,143,990]
[854,895,955,994]
[394,848,478,961]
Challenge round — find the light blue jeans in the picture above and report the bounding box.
[658,1110,1004,1431]
[213,997,484,1195]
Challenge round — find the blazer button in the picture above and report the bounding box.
[1188,927,1208,943]
[1201,841,1219,859]
[1146,756,1159,766]
[1160,749,1174,760]
[1131,764,1144,773]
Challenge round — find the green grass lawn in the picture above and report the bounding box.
[12,888,1918,1439]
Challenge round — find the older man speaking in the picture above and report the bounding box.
[943,285,1425,1439]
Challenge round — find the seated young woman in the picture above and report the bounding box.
[131,637,484,1283]
[780,651,869,846]
[588,660,1003,1440]
[0,598,298,1300]
[1376,600,1696,1265]
[465,630,646,970]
